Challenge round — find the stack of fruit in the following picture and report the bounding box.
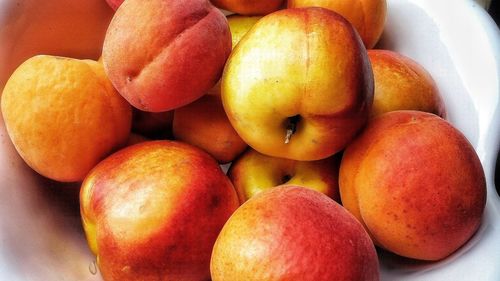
[0,0,487,280]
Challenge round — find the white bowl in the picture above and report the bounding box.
[0,0,499,280]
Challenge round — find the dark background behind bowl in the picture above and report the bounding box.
[487,1,499,197]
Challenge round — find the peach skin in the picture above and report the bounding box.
[221,7,373,161]
[102,0,232,112]
[211,186,379,281]
[80,140,240,281]
[339,110,486,261]
[368,49,445,118]
[1,55,131,182]
[288,0,387,48]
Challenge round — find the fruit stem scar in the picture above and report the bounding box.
[285,115,300,144]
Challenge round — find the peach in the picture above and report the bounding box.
[288,0,387,48]
[368,49,446,118]
[102,0,232,112]
[211,0,284,16]
[173,94,247,164]
[0,0,114,92]
[221,7,373,161]
[227,14,262,48]
[170,13,259,163]
[1,55,131,182]
[80,140,240,281]
[211,186,379,281]
[339,110,486,260]
[228,148,340,202]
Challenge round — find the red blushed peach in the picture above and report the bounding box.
[210,186,379,281]
[102,0,232,112]
[211,0,284,16]
[339,110,486,261]
[172,94,247,164]
[368,49,445,118]
[80,140,240,281]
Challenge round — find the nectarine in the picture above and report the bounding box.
[368,49,445,118]
[211,186,379,281]
[80,140,240,281]
[221,7,373,161]
[228,148,340,202]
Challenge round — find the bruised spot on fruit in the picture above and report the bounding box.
[284,115,301,144]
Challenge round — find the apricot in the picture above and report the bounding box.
[102,0,232,112]
[368,49,445,118]
[211,0,284,16]
[173,94,247,164]
[288,0,387,48]
[1,55,132,182]
[339,110,486,260]
[0,0,113,92]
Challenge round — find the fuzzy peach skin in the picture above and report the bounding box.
[228,148,341,203]
[339,110,486,261]
[80,140,240,281]
[173,94,247,164]
[368,49,445,118]
[0,0,114,92]
[102,0,232,112]
[1,55,131,182]
[288,0,386,49]
[211,0,284,16]
[221,7,373,161]
[211,186,379,281]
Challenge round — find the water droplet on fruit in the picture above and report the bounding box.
[89,260,98,275]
